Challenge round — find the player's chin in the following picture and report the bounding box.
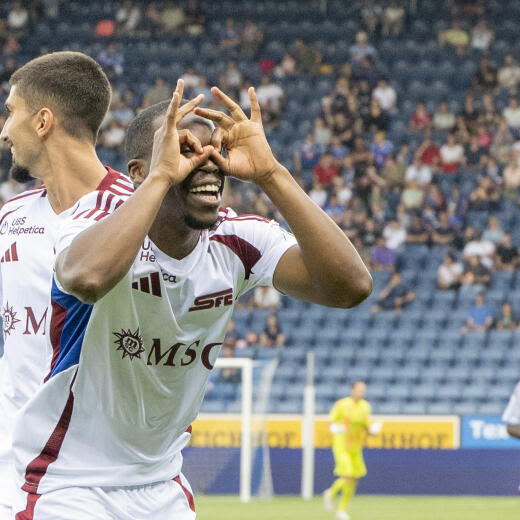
[184,206,220,230]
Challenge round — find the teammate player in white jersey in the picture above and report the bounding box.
[12,80,372,518]
[503,380,520,439]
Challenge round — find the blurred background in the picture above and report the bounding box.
[0,0,520,514]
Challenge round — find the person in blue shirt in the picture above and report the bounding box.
[465,291,493,331]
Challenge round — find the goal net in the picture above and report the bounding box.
[182,355,279,502]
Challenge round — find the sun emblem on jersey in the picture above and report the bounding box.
[2,302,20,336]
[113,328,145,361]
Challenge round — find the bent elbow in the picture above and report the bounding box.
[58,271,104,304]
[328,272,373,309]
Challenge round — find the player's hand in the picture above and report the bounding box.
[368,421,383,435]
[149,79,213,186]
[194,86,280,185]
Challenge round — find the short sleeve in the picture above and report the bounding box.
[55,190,127,258]
[503,382,520,425]
[211,215,297,299]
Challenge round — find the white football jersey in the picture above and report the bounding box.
[13,207,296,495]
[503,380,520,425]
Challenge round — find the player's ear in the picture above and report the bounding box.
[127,159,146,187]
[34,107,55,138]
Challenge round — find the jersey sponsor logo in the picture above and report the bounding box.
[23,307,48,335]
[113,328,145,360]
[3,217,45,236]
[0,242,18,262]
[146,338,222,369]
[188,288,233,312]
[139,239,156,262]
[2,302,20,335]
[162,271,177,283]
[131,272,162,297]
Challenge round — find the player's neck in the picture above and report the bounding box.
[38,138,109,214]
[148,208,200,260]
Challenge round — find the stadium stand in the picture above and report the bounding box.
[0,0,519,416]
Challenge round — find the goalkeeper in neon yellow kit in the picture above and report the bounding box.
[323,381,382,520]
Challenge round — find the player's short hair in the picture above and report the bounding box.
[125,100,171,162]
[10,51,111,142]
[125,100,215,162]
[351,380,365,388]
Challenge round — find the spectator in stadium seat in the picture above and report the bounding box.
[432,211,456,246]
[7,1,29,36]
[495,233,519,271]
[437,252,463,290]
[406,215,429,245]
[349,31,377,65]
[503,98,520,134]
[116,1,141,34]
[409,102,432,133]
[293,39,320,74]
[184,0,206,37]
[314,117,332,148]
[370,236,396,271]
[417,137,441,170]
[370,131,394,168]
[143,2,161,35]
[464,134,486,168]
[468,176,500,211]
[482,216,504,245]
[240,20,263,57]
[371,271,415,314]
[438,19,469,55]
[294,133,323,178]
[160,1,185,35]
[324,193,346,224]
[471,18,494,52]
[383,220,407,250]
[498,54,520,91]
[255,74,285,127]
[253,286,281,311]
[365,98,388,133]
[96,41,124,79]
[361,1,382,34]
[275,52,296,77]
[308,180,328,208]
[405,156,432,187]
[496,302,517,331]
[433,102,456,131]
[471,56,498,93]
[464,291,493,331]
[401,178,425,211]
[372,78,397,113]
[382,0,405,36]
[314,153,340,187]
[440,134,466,173]
[143,76,171,107]
[462,255,492,286]
[463,229,495,268]
[382,154,406,189]
[459,94,480,134]
[260,314,284,348]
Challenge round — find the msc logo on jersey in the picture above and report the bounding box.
[2,302,20,335]
[0,242,19,263]
[188,288,233,312]
[113,328,145,360]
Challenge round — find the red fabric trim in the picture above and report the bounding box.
[96,166,121,191]
[21,372,77,494]
[173,476,195,512]
[6,188,45,204]
[11,242,18,261]
[45,298,68,382]
[209,234,262,280]
[15,491,41,520]
[0,206,22,227]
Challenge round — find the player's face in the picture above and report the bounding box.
[351,382,366,401]
[0,86,40,183]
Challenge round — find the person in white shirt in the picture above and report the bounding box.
[498,54,520,91]
[463,230,495,269]
[503,98,520,129]
[0,52,131,520]
[437,253,463,289]
[372,78,396,113]
[12,81,372,518]
[383,220,407,250]
[405,156,432,186]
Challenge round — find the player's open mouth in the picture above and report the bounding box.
[187,183,222,204]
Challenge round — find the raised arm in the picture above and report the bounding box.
[195,87,372,308]
[57,80,210,303]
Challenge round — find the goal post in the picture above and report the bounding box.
[301,351,315,499]
[214,357,253,503]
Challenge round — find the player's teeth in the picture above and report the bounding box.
[189,184,219,193]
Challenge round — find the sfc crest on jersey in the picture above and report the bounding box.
[113,327,145,360]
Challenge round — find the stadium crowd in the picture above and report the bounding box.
[1,0,520,338]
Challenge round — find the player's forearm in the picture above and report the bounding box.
[257,164,372,308]
[57,174,171,303]
[507,423,520,439]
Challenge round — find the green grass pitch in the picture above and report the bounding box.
[196,495,519,520]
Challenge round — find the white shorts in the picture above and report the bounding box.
[0,456,15,520]
[13,474,196,520]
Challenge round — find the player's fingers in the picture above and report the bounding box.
[187,145,214,171]
[177,94,205,123]
[178,129,203,154]
[248,87,262,123]
[164,91,181,133]
[210,86,247,121]
[208,147,230,173]
[210,126,225,151]
[194,107,235,130]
